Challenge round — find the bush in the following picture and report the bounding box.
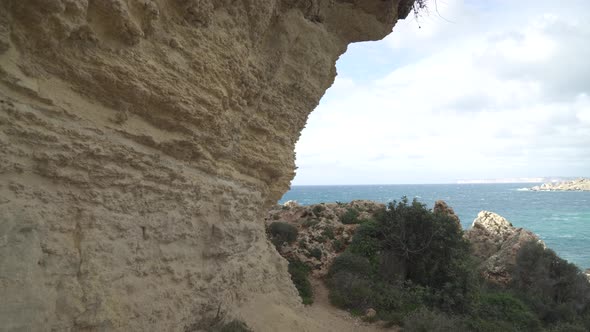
[327,197,477,323]
[312,204,325,216]
[328,271,374,310]
[332,239,345,252]
[267,221,298,248]
[511,240,590,325]
[288,259,313,305]
[402,307,464,332]
[341,208,360,224]
[476,292,541,331]
[347,221,380,262]
[308,247,322,260]
[217,320,252,332]
[328,252,371,278]
[548,322,588,332]
[321,226,335,239]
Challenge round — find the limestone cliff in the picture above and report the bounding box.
[0,1,412,331]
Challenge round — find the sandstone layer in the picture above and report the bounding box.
[465,211,542,284]
[530,178,590,191]
[0,1,413,331]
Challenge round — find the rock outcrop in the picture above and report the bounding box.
[465,211,542,284]
[266,200,385,276]
[433,200,461,229]
[530,178,590,191]
[0,1,413,331]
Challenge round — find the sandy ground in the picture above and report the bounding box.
[238,277,400,332]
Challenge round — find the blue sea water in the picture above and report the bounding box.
[279,184,590,269]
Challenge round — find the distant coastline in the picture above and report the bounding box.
[456,177,574,184]
[530,178,590,192]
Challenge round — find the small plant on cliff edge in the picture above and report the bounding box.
[267,221,298,248]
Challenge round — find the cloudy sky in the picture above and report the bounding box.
[292,0,590,185]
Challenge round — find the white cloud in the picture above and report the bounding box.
[292,0,590,185]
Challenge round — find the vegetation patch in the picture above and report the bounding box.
[332,238,345,252]
[312,204,325,216]
[307,247,322,260]
[321,226,335,239]
[267,221,298,248]
[340,208,361,224]
[325,196,590,330]
[288,259,313,305]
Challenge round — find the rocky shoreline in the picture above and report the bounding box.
[267,200,572,285]
[530,178,590,191]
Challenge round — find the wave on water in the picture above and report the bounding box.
[516,188,530,191]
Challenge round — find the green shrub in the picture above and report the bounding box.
[511,240,590,325]
[402,307,464,332]
[288,259,313,305]
[328,271,374,310]
[327,197,477,324]
[347,221,380,261]
[217,320,253,332]
[267,222,298,248]
[312,204,325,216]
[308,247,322,260]
[321,226,335,239]
[548,322,588,332]
[341,208,360,224]
[328,252,371,278]
[476,292,541,331]
[298,239,308,249]
[332,239,345,252]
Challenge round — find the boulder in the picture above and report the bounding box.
[465,211,542,284]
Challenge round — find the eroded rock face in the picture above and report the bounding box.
[266,200,385,277]
[465,211,542,285]
[0,0,410,331]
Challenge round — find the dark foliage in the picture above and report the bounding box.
[341,208,361,224]
[510,240,590,326]
[267,221,298,248]
[288,259,313,305]
[325,196,590,330]
[308,247,322,260]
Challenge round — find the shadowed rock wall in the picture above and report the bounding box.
[0,1,410,330]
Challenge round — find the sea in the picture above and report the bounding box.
[278,184,590,270]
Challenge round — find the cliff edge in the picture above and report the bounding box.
[0,1,413,331]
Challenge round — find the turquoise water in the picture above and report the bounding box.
[279,184,590,269]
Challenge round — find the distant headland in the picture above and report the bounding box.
[530,178,590,191]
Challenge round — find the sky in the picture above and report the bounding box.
[292,0,590,185]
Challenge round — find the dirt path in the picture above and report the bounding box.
[302,278,399,332]
[238,278,400,332]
